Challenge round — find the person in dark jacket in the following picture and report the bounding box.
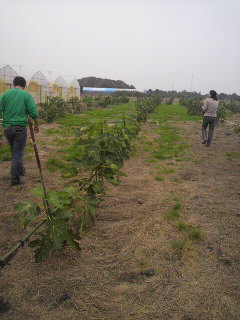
[0,76,39,185]
[202,90,218,147]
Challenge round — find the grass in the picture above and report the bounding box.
[177,221,188,231]
[152,124,189,161]
[142,146,152,152]
[44,103,132,164]
[52,137,73,146]
[145,104,196,162]
[0,142,32,162]
[45,126,75,137]
[171,239,187,250]
[43,103,132,173]
[151,103,202,123]
[173,202,182,211]
[188,228,202,240]
[60,145,85,161]
[226,152,240,161]
[46,157,67,172]
[57,103,131,127]
[155,175,164,182]
[158,167,175,174]
[166,202,182,220]
[166,210,180,219]
[46,157,78,178]
[0,144,11,161]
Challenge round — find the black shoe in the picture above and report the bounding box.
[11,181,23,186]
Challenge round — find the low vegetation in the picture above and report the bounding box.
[13,97,161,263]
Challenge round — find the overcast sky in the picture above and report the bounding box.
[0,0,239,94]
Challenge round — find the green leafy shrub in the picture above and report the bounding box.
[165,97,174,105]
[0,144,12,161]
[217,101,227,123]
[38,96,70,123]
[67,97,83,112]
[234,126,240,134]
[180,97,203,115]
[14,96,158,263]
[225,100,240,113]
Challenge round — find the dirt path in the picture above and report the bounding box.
[0,119,240,320]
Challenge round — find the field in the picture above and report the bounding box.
[0,103,240,319]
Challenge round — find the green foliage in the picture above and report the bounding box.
[15,97,158,263]
[82,95,130,109]
[14,201,41,229]
[38,96,70,123]
[217,100,240,123]
[165,97,174,105]
[82,96,95,108]
[188,228,202,240]
[234,126,240,134]
[0,128,3,143]
[173,202,182,211]
[179,97,203,115]
[180,97,239,123]
[217,101,227,123]
[226,152,240,161]
[155,176,164,181]
[154,125,189,160]
[224,100,240,113]
[177,221,187,231]
[67,97,83,112]
[171,239,186,250]
[0,144,12,161]
[130,96,161,123]
[78,76,135,89]
[166,201,182,220]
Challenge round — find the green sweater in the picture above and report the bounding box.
[0,88,38,128]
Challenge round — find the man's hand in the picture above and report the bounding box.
[34,118,39,133]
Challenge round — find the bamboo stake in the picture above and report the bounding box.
[0,120,52,269]
[0,220,45,269]
[27,119,52,219]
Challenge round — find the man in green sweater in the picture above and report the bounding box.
[0,76,39,185]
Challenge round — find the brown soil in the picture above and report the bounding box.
[0,120,240,320]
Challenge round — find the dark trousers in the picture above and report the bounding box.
[202,116,216,147]
[4,126,27,183]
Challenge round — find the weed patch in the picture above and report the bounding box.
[177,221,188,231]
[188,228,202,240]
[0,144,11,161]
[171,239,186,250]
[155,176,164,182]
[226,152,240,161]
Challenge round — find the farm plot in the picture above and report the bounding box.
[0,104,240,320]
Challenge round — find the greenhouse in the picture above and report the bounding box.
[28,71,49,103]
[0,65,18,94]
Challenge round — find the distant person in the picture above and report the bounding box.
[201,90,218,147]
[0,76,39,185]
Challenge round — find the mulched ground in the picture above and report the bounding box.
[0,119,239,320]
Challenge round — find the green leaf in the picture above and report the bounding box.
[32,186,44,198]
[29,236,53,263]
[63,186,79,199]
[14,201,41,228]
[83,194,100,216]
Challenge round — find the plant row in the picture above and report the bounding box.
[179,97,240,123]
[38,95,130,123]
[14,97,161,263]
